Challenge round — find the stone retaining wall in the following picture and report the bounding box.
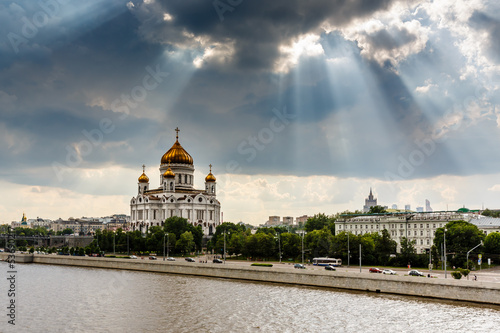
[2,254,499,305]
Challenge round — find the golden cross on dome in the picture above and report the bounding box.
[209,164,212,172]
[175,127,180,140]
[142,164,146,172]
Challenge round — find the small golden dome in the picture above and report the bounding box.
[205,164,216,182]
[161,128,193,165]
[163,167,175,178]
[138,165,149,183]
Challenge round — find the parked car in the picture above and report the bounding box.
[149,256,157,260]
[294,263,306,269]
[213,258,223,263]
[408,270,424,277]
[382,269,396,275]
[166,257,175,261]
[369,267,383,273]
[325,265,336,271]
[129,255,137,259]
[185,257,196,262]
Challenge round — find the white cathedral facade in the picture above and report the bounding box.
[130,128,221,235]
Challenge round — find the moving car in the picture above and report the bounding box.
[149,256,157,260]
[166,257,175,261]
[369,267,383,273]
[185,257,196,262]
[382,269,396,275]
[213,258,223,263]
[294,263,306,269]
[325,265,336,271]
[129,255,137,259]
[408,270,424,277]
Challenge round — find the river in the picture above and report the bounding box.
[1,263,499,332]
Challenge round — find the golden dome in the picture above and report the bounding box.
[138,165,149,183]
[161,128,193,165]
[205,164,216,182]
[163,167,175,178]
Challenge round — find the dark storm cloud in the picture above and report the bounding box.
[132,0,397,71]
[1,0,499,195]
[364,27,417,51]
[469,10,500,64]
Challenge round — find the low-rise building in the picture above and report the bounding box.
[469,216,500,235]
[335,212,463,254]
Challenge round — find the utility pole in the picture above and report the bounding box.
[223,230,226,264]
[444,228,447,279]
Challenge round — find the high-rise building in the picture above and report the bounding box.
[416,207,424,213]
[267,216,280,226]
[405,204,411,211]
[425,199,433,212]
[363,188,378,213]
[392,204,398,210]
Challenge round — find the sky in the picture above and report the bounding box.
[1,0,500,225]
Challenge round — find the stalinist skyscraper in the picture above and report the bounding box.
[363,188,377,213]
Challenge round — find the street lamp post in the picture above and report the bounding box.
[223,230,226,264]
[167,233,169,259]
[163,233,166,261]
[113,232,115,255]
[127,232,130,256]
[347,232,350,267]
[301,231,304,265]
[359,244,362,273]
[277,233,281,263]
[466,241,483,280]
[444,228,447,279]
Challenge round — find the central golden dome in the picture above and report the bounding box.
[161,128,193,165]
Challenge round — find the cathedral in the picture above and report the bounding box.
[130,128,221,235]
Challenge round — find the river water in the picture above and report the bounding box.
[1,263,499,332]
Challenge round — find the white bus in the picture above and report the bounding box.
[312,257,342,267]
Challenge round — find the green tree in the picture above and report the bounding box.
[368,205,387,214]
[433,220,485,267]
[176,231,195,254]
[164,216,203,252]
[244,232,275,259]
[305,228,333,258]
[61,228,74,235]
[374,229,397,265]
[399,237,417,266]
[280,233,301,259]
[304,213,336,234]
[484,232,500,254]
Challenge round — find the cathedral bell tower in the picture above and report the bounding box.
[138,165,149,194]
[163,162,176,193]
[205,164,216,196]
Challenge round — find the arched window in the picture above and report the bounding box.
[211,185,214,193]
[170,182,174,191]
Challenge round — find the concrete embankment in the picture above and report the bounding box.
[2,253,500,305]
